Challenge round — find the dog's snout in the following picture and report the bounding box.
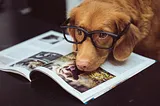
[76,60,90,71]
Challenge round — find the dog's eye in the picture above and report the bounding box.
[99,33,108,39]
[77,29,82,35]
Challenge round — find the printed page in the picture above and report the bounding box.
[0,45,45,81]
[31,53,116,103]
[82,54,155,102]
[101,53,155,76]
[0,31,66,59]
[0,30,72,80]
[31,52,155,103]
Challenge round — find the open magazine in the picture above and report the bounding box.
[0,30,156,104]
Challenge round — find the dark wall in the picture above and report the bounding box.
[0,0,66,29]
[0,0,4,9]
[28,0,66,27]
[0,0,28,10]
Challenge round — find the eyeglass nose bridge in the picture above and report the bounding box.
[79,33,98,48]
[81,32,94,42]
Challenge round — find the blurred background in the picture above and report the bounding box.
[0,0,82,27]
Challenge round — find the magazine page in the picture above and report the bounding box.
[80,53,155,103]
[30,52,115,103]
[31,53,114,102]
[31,52,155,103]
[0,30,72,81]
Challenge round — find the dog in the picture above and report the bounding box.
[63,0,160,71]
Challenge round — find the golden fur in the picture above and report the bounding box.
[68,0,160,71]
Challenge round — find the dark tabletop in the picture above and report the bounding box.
[0,11,160,106]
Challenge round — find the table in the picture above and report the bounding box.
[0,11,160,106]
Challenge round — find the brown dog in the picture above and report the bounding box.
[63,0,160,71]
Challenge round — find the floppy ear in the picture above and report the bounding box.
[113,23,141,61]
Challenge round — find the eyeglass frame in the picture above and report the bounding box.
[60,18,130,50]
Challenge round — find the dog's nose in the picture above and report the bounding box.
[76,60,90,71]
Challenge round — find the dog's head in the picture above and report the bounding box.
[65,1,142,71]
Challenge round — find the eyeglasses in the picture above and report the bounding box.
[60,18,130,50]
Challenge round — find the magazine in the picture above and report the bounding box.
[0,30,156,104]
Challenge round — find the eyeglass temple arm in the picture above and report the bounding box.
[117,23,131,39]
[61,18,71,26]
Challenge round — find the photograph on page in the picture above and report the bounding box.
[40,35,64,44]
[44,53,115,93]
[11,51,62,71]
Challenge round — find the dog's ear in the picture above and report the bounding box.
[113,23,141,61]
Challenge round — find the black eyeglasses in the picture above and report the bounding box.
[60,18,130,50]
